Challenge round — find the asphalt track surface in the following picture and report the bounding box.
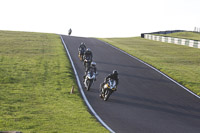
[61,35,200,133]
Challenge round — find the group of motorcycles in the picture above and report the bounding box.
[78,46,117,101]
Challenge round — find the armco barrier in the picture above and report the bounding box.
[143,34,200,49]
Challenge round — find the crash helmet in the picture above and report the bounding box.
[91,62,96,67]
[86,48,91,52]
[112,70,118,75]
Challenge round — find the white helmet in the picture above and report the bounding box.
[91,62,96,67]
[86,48,91,52]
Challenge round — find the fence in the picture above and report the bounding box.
[143,34,200,49]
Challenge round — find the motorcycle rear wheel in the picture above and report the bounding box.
[78,54,83,61]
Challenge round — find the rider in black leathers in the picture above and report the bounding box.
[68,28,72,36]
[78,42,86,52]
[100,70,119,92]
[83,48,93,69]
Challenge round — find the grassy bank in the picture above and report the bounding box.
[99,37,200,95]
[0,31,107,132]
[154,32,200,41]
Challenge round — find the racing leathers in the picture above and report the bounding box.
[104,73,119,86]
[100,73,119,93]
[78,44,86,55]
[83,50,93,69]
[83,65,97,81]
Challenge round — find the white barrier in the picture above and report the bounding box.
[144,34,200,49]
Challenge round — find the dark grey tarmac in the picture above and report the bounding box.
[61,35,200,133]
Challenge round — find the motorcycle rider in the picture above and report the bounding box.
[100,70,119,93]
[83,62,97,81]
[68,28,72,36]
[83,48,93,69]
[78,42,86,56]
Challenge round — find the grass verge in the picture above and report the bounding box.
[0,30,108,132]
[98,37,200,96]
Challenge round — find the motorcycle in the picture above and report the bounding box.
[84,57,92,71]
[100,78,116,101]
[84,70,96,91]
[78,49,85,61]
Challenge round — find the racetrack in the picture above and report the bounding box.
[61,35,200,133]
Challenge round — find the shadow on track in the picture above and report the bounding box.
[108,93,200,120]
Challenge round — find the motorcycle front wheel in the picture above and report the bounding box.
[86,79,93,91]
[104,89,112,101]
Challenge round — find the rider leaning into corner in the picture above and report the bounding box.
[100,70,119,91]
[83,48,93,68]
[83,62,97,81]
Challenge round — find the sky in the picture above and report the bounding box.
[0,0,199,37]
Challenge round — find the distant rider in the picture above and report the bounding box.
[100,70,119,92]
[83,62,97,81]
[68,28,72,36]
[83,48,93,68]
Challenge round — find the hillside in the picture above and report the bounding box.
[0,30,107,132]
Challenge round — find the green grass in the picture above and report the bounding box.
[99,37,200,95]
[0,30,108,132]
[154,32,200,41]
